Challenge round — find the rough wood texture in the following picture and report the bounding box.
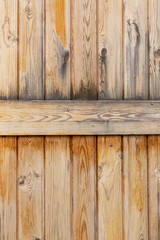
[45,137,71,240]
[98,136,122,239]
[149,0,160,99]
[72,136,96,240]
[124,0,148,99]
[0,137,17,240]
[123,136,148,240]
[0,0,18,100]
[71,0,97,99]
[148,136,160,240]
[18,137,44,240]
[19,0,44,99]
[98,0,122,99]
[45,0,70,99]
[0,101,159,135]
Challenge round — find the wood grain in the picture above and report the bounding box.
[98,0,122,99]
[0,0,18,99]
[98,136,122,239]
[72,136,96,240]
[0,2,18,239]
[45,0,70,99]
[123,136,148,240]
[148,136,160,240]
[149,0,160,99]
[71,0,97,99]
[19,0,44,99]
[18,137,44,240]
[0,137,17,240]
[0,101,159,135]
[124,0,148,99]
[45,136,71,240]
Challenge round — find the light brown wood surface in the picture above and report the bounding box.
[0,101,159,135]
[0,137,17,240]
[72,136,97,240]
[98,136,122,239]
[45,136,71,240]
[123,136,148,240]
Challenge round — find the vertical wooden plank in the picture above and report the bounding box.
[18,137,44,240]
[45,0,70,99]
[0,137,17,240]
[148,2,160,238]
[71,1,97,239]
[19,0,44,99]
[72,136,96,240]
[98,136,122,240]
[71,0,97,99]
[98,0,122,99]
[0,1,17,239]
[98,1,123,239]
[0,0,18,99]
[45,137,71,239]
[148,136,160,240]
[45,1,71,239]
[123,1,149,239]
[124,0,148,99]
[123,136,148,240]
[18,0,44,239]
[149,0,160,99]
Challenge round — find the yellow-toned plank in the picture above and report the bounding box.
[0,137,17,240]
[148,136,160,239]
[123,136,148,239]
[45,136,71,239]
[45,0,70,99]
[0,0,18,99]
[71,0,97,99]
[98,0,122,99]
[98,136,122,239]
[72,136,97,240]
[19,0,44,99]
[18,137,44,240]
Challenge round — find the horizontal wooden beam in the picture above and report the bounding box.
[0,100,159,135]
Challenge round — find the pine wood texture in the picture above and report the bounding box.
[19,0,44,99]
[71,0,97,100]
[98,0,122,99]
[72,136,97,240]
[149,0,160,99]
[45,137,71,240]
[124,0,148,99]
[45,0,70,100]
[0,101,159,135]
[123,136,148,240]
[0,0,18,100]
[18,137,44,240]
[0,137,17,240]
[98,136,122,239]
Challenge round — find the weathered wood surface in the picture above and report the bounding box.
[123,136,148,240]
[98,0,122,99]
[0,101,159,135]
[72,136,97,240]
[45,136,71,239]
[124,0,148,99]
[45,0,70,99]
[98,136,122,239]
[18,137,44,240]
[0,137,17,240]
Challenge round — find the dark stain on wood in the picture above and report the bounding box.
[72,80,97,100]
[126,19,140,98]
[100,48,107,99]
